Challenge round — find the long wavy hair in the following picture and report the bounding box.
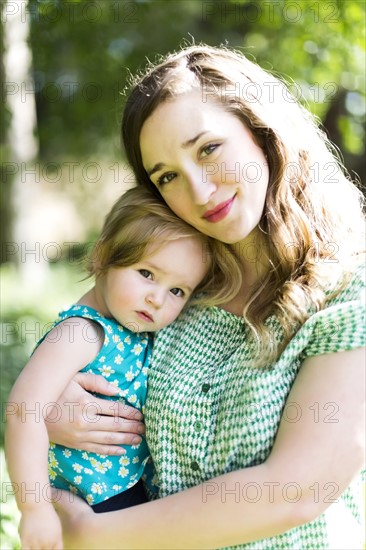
[121,44,365,364]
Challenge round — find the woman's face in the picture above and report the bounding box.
[140,90,269,245]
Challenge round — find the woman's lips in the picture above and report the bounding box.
[203,195,236,223]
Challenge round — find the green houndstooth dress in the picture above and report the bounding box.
[145,265,365,549]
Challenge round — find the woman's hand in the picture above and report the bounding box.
[46,372,145,455]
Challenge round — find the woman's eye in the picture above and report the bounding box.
[157,172,176,186]
[200,143,219,159]
[139,269,152,279]
[170,287,184,298]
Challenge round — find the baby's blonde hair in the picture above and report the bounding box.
[87,186,241,307]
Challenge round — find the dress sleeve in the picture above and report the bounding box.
[302,268,365,358]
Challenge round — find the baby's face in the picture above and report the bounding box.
[99,238,209,332]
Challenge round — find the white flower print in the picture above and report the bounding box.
[133,381,141,390]
[72,463,83,473]
[132,343,143,355]
[117,342,125,351]
[62,449,72,458]
[48,452,59,469]
[94,462,107,474]
[124,336,131,344]
[118,466,129,478]
[84,468,93,475]
[128,394,137,404]
[86,494,94,505]
[98,356,106,363]
[125,369,136,382]
[48,468,57,481]
[126,480,136,489]
[74,475,82,485]
[91,482,106,495]
[114,355,123,365]
[98,365,115,377]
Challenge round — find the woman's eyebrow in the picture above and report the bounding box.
[147,132,209,177]
[147,162,165,177]
[181,131,208,149]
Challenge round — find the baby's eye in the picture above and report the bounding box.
[170,287,185,298]
[200,143,219,159]
[157,172,176,186]
[139,269,153,279]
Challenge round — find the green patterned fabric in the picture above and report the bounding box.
[145,265,365,549]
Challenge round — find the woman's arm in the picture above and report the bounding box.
[56,346,365,549]
[5,319,103,548]
[45,372,146,455]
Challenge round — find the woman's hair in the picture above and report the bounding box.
[87,186,242,308]
[121,44,365,365]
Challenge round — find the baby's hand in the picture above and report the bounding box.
[20,505,63,549]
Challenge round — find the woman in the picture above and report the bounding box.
[49,44,365,549]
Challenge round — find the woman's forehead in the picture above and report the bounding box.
[139,94,234,166]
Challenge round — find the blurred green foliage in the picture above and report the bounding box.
[25,0,365,178]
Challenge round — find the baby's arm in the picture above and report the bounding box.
[5,318,103,550]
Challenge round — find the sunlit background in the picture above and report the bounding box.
[1,0,365,547]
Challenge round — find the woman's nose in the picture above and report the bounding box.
[186,166,217,205]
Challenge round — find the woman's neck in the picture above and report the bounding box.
[221,227,270,316]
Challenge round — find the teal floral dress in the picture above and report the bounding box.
[145,266,365,548]
[44,305,153,506]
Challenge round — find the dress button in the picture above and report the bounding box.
[201,383,210,393]
[194,421,202,431]
[191,461,200,471]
